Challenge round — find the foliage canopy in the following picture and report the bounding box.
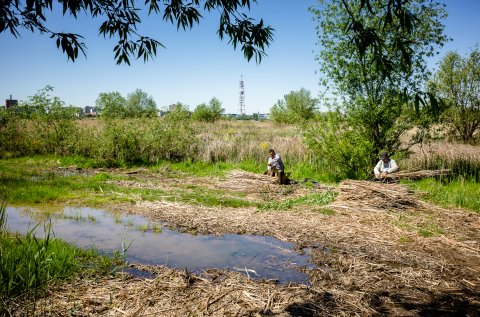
[192,97,224,122]
[270,88,318,124]
[1,0,274,64]
[429,47,480,143]
[96,89,157,118]
[307,0,447,179]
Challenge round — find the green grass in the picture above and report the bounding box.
[151,160,237,177]
[406,178,480,213]
[257,191,337,211]
[57,156,108,169]
[0,156,260,208]
[288,161,340,183]
[238,159,264,174]
[0,173,126,205]
[393,212,445,238]
[0,155,337,209]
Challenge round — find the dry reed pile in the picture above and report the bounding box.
[330,180,419,212]
[216,170,278,193]
[388,169,451,180]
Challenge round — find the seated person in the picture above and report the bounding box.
[374,151,398,179]
[267,149,286,184]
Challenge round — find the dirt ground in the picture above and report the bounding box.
[26,170,480,316]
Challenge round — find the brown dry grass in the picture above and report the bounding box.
[76,118,308,164]
[22,171,480,316]
[23,266,322,317]
[403,140,480,170]
[193,120,307,164]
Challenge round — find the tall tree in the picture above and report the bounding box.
[192,97,224,122]
[429,47,480,143]
[96,92,126,118]
[270,88,318,124]
[310,0,447,158]
[22,86,78,154]
[126,89,157,118]
[1,0,274,64]
[207,97,224,121]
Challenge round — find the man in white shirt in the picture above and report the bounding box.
[374,151,398,179]
[267,149,286,184]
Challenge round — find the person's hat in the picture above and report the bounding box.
[380,151,389,159]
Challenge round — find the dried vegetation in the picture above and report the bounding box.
[23,171,480,316]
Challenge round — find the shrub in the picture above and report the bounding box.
[304,111,374,180]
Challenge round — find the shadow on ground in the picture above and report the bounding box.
[284,288,480,317]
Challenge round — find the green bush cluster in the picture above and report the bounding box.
[0,112,198,166]
[303,111,375,180]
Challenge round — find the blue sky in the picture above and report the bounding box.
[1,0,479,114]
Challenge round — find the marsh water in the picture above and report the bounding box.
[5,206,315,284]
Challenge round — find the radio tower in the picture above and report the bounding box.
[238,75,245,116]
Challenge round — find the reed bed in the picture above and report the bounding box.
[408,141,480,163]
[193,120,306,165]
[402,141,480,172]
[0,118,308,168]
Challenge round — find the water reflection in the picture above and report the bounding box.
[5,206,315,284]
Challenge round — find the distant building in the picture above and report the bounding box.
[84,106,97,117]
[258,113,270,120]
[5,95,18,109]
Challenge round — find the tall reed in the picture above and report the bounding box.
[0,202,122,315]
[401,141,480,181]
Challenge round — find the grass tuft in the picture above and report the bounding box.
[406,178,480,213]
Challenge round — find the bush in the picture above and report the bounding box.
[304,111,374,180]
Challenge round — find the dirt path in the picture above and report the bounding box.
[27,171,480,316]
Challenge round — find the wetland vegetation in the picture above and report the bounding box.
[1,0,479,315]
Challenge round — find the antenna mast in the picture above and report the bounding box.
[238,75,245,116]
